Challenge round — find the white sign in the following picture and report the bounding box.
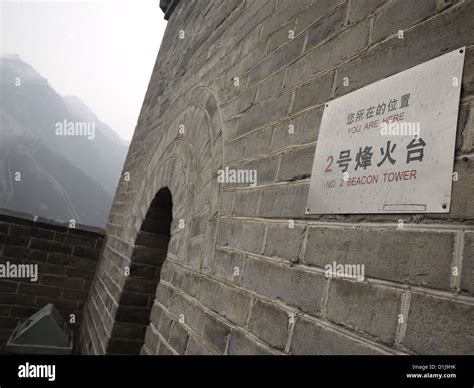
[306,48,465,214]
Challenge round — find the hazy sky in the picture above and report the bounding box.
[0,0,168,141]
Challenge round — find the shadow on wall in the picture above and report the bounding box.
[107,188,172,355]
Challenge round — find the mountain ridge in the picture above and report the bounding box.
[0,55,129,227]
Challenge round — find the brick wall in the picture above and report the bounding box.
[81,0,474,355]
[0,209,104,353]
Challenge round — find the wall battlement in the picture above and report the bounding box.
[0,208,104,353]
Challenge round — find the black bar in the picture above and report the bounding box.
[0,356,472,387]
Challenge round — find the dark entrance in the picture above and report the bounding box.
[107,188,172,354]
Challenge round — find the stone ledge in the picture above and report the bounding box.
[0,207,105,237]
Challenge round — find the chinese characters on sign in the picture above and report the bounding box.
[346,93,411,125]
[306,48,465,214]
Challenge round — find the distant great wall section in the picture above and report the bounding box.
[0,209,104,353]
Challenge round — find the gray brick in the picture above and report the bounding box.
[292,70,334,113]
[0,223,9,233]
[18,283,62,298]
[158,342,173,355]
[196,276,252,326]
[446,159,474,220]
[9,225,54,240]
[263,0,310,39]
[258,184,309,218]
[227,330,272,355]
[243,127,273,158]
[461,233,474,295]
[278,145,315,181]
[41,274,84,289]
[202,314,231,353]
[404,293,474,354]
[226,154,280,187]
[240,21,263,57]
[304,3,347,51]
[0,293,35,306]
[149,303,163,327]
[221,87,257,120]
[224,138,245,163]
[286,20,369,88]
[185,335,213,355]
[229,0,275,50]
[73,245,100,259]
[159,260,174,283]
[266,20,298,54]
[216,75,249,108]
[291,318,385,354]
[143,326,160,354]
[158,314,173,341]
[219,190,234,216]
[166,292,206,334]
[210,249,245,283]
[223,117,242,142]
[263,223,305,262]
[235,92,292,138]
[217,219,265,253]
[190,211,209,238]
[305,227,455,290]
[155,283,173,308]
[28,239,73,254]
[54,232,96,247]
[242,257,325,315]
[347,0,386,24]
[326,280,402,344]
[172,269,201,299]
[271,107,322,151]
[3,246,47,261]
[183,237,204,269]
[255,70,285,102]
[168,321,189,354]
[3,234,28,247]
[372,0,437,43]
[463,47,474,97]
[456,101,471,153]
[48,252,96,269]
[297,0,344,32]
[334,1,474,97]
[248,300,289,349]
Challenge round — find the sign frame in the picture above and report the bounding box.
[306,48,466,215]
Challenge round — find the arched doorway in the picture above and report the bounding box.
[80,87,224,355]
[107,188,172,355]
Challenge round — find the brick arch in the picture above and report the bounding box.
[130,87,224,273]
[107,187,173,355]
[103,142,194,355]
[80,86,225,355]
